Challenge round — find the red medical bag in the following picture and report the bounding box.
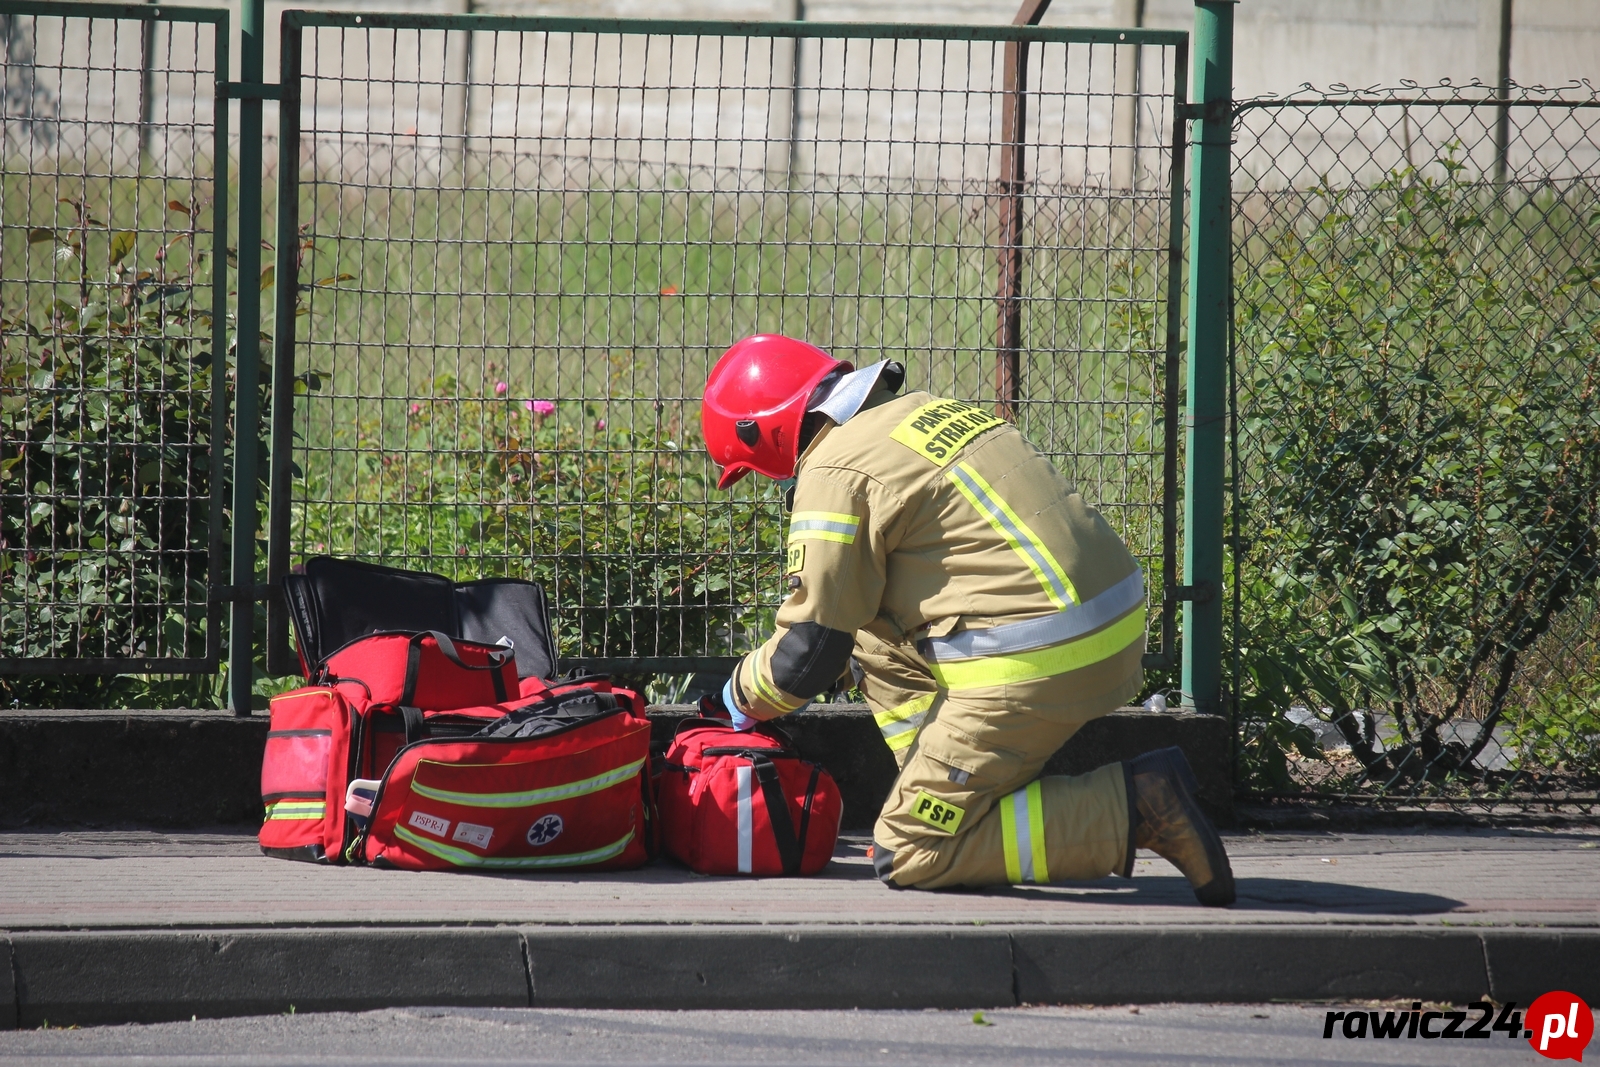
[260,684,358,861]
[261,555,648,870]
[656,719,841,876]
[357,688,653,872]
[261,682,649,869]
[317,629,516,710]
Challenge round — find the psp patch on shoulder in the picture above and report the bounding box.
[786,543,805,573]
[909,790,966,833]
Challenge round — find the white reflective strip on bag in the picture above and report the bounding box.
[920,569,1145,663]
[736,764,754,874]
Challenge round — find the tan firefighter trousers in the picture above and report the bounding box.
[857,629,1135,890]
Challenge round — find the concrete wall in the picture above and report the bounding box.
[3,1,1595,186]
[195,0,1598,97]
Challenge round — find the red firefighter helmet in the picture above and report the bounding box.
[702,334,851,489]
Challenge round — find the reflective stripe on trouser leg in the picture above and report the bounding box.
[736,765,754,874]
[874,692,936,753]
[877,764,1130,890]
[999,780,1050,884]
[851,628,940,769]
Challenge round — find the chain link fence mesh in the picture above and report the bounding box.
[0,5,226,673]
[1230,81,1600,810]
[278,17,1185,673]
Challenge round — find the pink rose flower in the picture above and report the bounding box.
[526,399,555,416]
[494,381,508,395]
[409,403,422,415]
[595,418,607,431]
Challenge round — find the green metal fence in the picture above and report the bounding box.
[264,13,1191,679]
[1229,81,1600,810]
[0,1,229,674]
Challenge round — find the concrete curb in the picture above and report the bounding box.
[8,928,528,1028]
[524,928,1015,1010]
[1,934,15,1030]
[6,924,1596,1027]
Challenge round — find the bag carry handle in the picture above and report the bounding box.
[673,715,795,750]
[397,704,428,746]
[749,753,803,877]
[401,630,511,705]
[673,715,735,737]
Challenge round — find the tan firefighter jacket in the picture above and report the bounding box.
[730,388,1146,722]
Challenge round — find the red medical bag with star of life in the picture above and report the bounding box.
[350,686,653,871]
[258,557,647,869]
[259,675,649,869]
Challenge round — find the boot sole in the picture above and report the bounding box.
[1152,747,1236,907]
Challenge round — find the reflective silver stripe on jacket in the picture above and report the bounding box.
[917,569,1145,664]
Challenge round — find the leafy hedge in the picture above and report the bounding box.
[1233,159,1600,793]
[1,198,217,675]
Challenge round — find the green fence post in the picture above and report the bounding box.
[1181,0,1233,715]
[228,0,266,714]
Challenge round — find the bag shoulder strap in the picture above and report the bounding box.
[749,753,803,877]
[795,763,822,864]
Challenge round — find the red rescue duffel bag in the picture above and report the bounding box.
[353,688,654,872]
[656,718,841,876]
[317,629,517,710]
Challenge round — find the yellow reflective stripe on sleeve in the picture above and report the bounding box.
[751,664,806,712]
[927,607,1145,691]
[790,530,856,544]
[788,511,861,545]
[945,462,1077,609]
[873,692,936,752]
[265,800,325,821]
[999,781,1048,883]
[393,825,634,868]
[410,758,644,809]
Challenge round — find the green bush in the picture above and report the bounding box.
[1,198,217,670]
[1233,158,1600,792]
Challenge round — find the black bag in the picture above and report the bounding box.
[281,556,558,680]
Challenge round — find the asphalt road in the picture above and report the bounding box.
[0,1004,1572,1066]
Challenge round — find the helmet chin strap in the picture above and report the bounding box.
[796,410,830,458]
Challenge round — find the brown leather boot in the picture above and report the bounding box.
[1125,747,1236,907]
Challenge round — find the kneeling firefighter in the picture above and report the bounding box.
[700,334,1234,905]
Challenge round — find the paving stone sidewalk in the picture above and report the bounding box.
[1,827,1595,929]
